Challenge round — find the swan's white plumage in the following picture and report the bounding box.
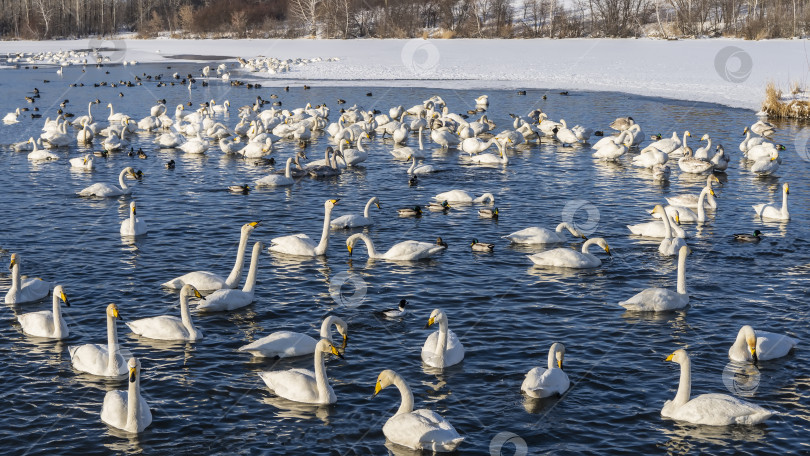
[527,238,610,269]
[521,343,570,398]
[503,223,585,245]
[197,242,263,312]
[4,253,51,304]
[259,339,341,404]
[421,309,464,368]
[17,285,70,339]
[101,358,152,433]
[620,246,690,311]
[729,325,797,363]
[127,284,203,341]
[69,304,127,378]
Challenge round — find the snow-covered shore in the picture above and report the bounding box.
[1,38,807,111]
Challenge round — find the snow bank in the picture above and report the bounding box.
[1,38,806,111]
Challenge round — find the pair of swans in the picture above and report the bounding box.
[17,285,70,338]
[198,242,263,311]
[69,304,127,378]
[729,325,797,363]
[527,238,610,269]
[521,343,570,398]
[128,284,204,341]
[101,357,152,433]
[78,167,139,197]
[662,349,771,425]
[331,197,381,229]
[238,315,348,358]
[752,182,789,220]
[666,174,719,209]
[5,253,51,304]
[373,369,464,452]
[259,339,343,404]
[619,245,689,311]
[269,199,339,257]
[163,221,260,291]
[503,222,585,245]
[433,190,494,204]
[422,309,465,368]
[120,201,148,236]
[347,233,446,261]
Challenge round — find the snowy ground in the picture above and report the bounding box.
[1,38,807,111]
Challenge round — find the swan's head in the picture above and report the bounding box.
[373,198,382,210]
[650,204,666,216]
[181,284,202,300]
[425,308,446,328]
[373,369,399,397]
[242,221,261,234]
[784,182,789,194]
[53,285,70,307]
[127,357,139,383]
[106,303,120,319]
[594,238,611,256]
[129,201,137,215]
[329,316,349,349]
[665,348,688,364]
[550,342,566,369]
[742,126,749,135]
[700,134,709,141]
[316,339,344,359]
[346,233,362,256]
[9,253,19,269]
[106,103,112,108]
[325,199,339,210]
[770,151,779,161]
[684,131,692,137]
[739,325,758,363]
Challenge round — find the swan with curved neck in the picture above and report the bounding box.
[101,357,152,433]
[373,369,464,451]
[78,167,139,197]
[654,205,687,256]
[346,233,446,261]
[269,199,339,257]
[256,157,295,187]
[753,182,789,220]
[69,304,127,378]
[330,197,381,229]
[421,309,465,368]
[238,315,348,358]
[4,253,51,304]
[197,242,263,312]
[527,238,611,268]
[729,325,797,363]
[17,285,70,338]
[521,343,570,398]
[162,221,260,291]
[259,339,343,404]
[503,222,586,245]
[662,349,772,425]
[665,174,719,209]
[127,284,203,340]
[619,246,690,311]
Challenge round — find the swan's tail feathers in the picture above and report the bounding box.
[67,345,79,359]
[430,437,465,452]
[160,279,184,289]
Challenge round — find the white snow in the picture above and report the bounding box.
[1,38,806,111]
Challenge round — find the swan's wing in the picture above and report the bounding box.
[421,331,439,361]
[445,330,465,365]
[330,214,367,228]
[78,182,119,197]
[384,411,463,452]
[757,332,797,360]
[673,393,772,425]
[19,278,51,302]
[18,311,55,337]
[269,234,316,255]
[126,316,189,340]
[528,249,597,268]
[522,367,569,397]
[238,331,318,358]
[100,390,128,430]
[502,227,555,244]
[161,271,227,291]
[384,241,434,260]
[619,288,687,311]
[259,368,320,403]
[70,343,122,376]
[198,289,253,312]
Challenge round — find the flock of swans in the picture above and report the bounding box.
[1,65,801,451]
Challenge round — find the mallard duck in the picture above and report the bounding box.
[408,175,418,186]
[471,239,494,252]
[734,230,762,242]
[478,208,498,218]
[165,159,175,169]
[398,206,422,217]
[435,237,448,249]
[428,200,450,212]
[229,184,250,194]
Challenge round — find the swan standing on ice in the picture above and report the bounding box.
[78,167,139,197]
[619,245,690,311]
[752,182,789,220]
[661,349,772,425]
[346,233,446,261]
[127,284,203,341]
[527,238,610,269]
[17,285,70,339]
[269,199,339,257]
[4,253,51,304]
[197,242,263,312]
[372,369,464,452]
[100,357,152,433]
[521,343,570,398]
[422,309,464,368]
[238,315,348,358]
[120,201,147,236]
[331,197,381,229]
[729,325,797,363]
[259,339,343,404]
[69,304,127,378]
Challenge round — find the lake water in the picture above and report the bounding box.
[0,61,808,455]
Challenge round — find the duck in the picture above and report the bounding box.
[433,190,495,204]
[521,343,570,398]
[503,223,586,245]
[733,230,762,242]
[528,238,610,268]
[100,358,152,433]
[69,154,94,170]
[258,339,343,404]
[728,325,797,363]
[228,184,250,194]
[347,233,446,261]
[78,167,139,197]
[752,182,789,220]
[422,309,464,368]
[165,159,175,169]
[470,239,494,252]
[126,284,204,341]
[398,206,422,217]
[662,349,772,425]
[381,300,408,318]
[428,200,451,212]
[619,246,690,311]
[269,200,339,257]
[238,316,348,358]
[68,304,127,378]
[478,208,498,218]
[17,285,70,339]
[162,221,260,291]
[330,197,381,229]
[372,369,464,452]
[4,253,51,304]
[197,242,263,312]
[120,201,147,236]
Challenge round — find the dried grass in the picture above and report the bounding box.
[761,81,810,119]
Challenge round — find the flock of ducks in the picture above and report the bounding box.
[1,58,800,451]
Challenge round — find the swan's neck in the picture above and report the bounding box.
[313,346,330,403]
[392,374,415,416]
[581,238,598,254]
[355,233,378,258]
[682,132,689,147]
[781,187,789,216]
[118,169,129,191]
[179,292,196,333]
[126,369,141,432]
[475,193,495,204]
[242,244,261,293]
[10,263,20,291]
[547,347,557,370]
[556,222,575,236]
[661,210,673,238]
[433,319,449,365]
[284,157,293,179]
[106,313,119,374]
[696,189,709,222]
[109,105,114,117]
[314,205,334,256]
[673,357,692,407]
[417,127,424,150]
[225,228,252,288]
[363,198,376,219]
[356,137,366,153]
[704,137,712,152]
[52,293,65,338]
[676,248,688,295]
[408,157,416,174]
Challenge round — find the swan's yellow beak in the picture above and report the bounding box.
[785,183,790,194]
[132,204,137,215]
[373,379,382,397]
[60,290,70,307]
[249,221,261,228]
[129,366,137,383]
[771,153,778,161]
[665,353,675,362]
[375,202,381,209]
[347,245,353,255]
[330,344,344,359]
[604,245,611,256]
[557,359,563,369]
[110,304,119,319]
[9,254,17,269]
[193,288,202,299]
[426,317,435,328]
[710,189,716,197]
[329,199,339,205]
[83,157,88,164]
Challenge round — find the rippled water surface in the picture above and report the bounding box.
[0,61,808,455]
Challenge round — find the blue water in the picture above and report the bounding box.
[0,61,808,455]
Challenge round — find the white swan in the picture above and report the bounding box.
[27,139,60,161]
[729,325,797,363]
[3,108,20,124]
[740,127,767,153]
[347,233,446,261]
[391,127,426,160]
[751,150,780,175]
[665,175,719,209]
[259,339,343,404]
[662,349,772,425]
[78,167,138,197]
[127,284,203,341]
[503,223,586,245]
[632,148,668,168]
[521,343,570,398]
[627,211,688,238]
[4,253,51,304]
[653,205,687,256]
[373,369,464,452]
[238,316,348,358]
[433,190,494,204]
[101,357,152,433]
[750,120,775,137]
[331,197,380,229]
[69,304,127,378]
[269,199,338,257]
[342,135,369,166]
[644,131,682,154]
[197,242,263,312]
[555,119,581,146]
[120,201,147,236]
[407,155,444,175]
[527,238,610,269]
[693,134,713,160]
[746,143,784,161]
[256,156,296,187]
[69,154,94,170]
[421,309,464,368]
[752,182,789,220]
[17,285,70,339]
[655,187,715,223]
[162,221,260,291]
[619,245,690,311]
[711,145,731,171]
[460,137,499,155]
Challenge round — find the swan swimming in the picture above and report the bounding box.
[120,201,148,236]
[619,246,690,311]
[752,182,789,220]
[729,325,797,363]
[521,343,570,398]
[17,285,70,339]
[330,197,381,229]
[503,223,586,245]
[127,284,204,341]
[100,357,152,433]
[5,253,51,304]
[78,167,139,197]
[422,309,464,368]
[269,199,339,257]
[69,304,127,378]
[527,238,610,269]
[347,233,446,261]
[238,315,348,358]
[197,242,263,312]
[259,339,343,404]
